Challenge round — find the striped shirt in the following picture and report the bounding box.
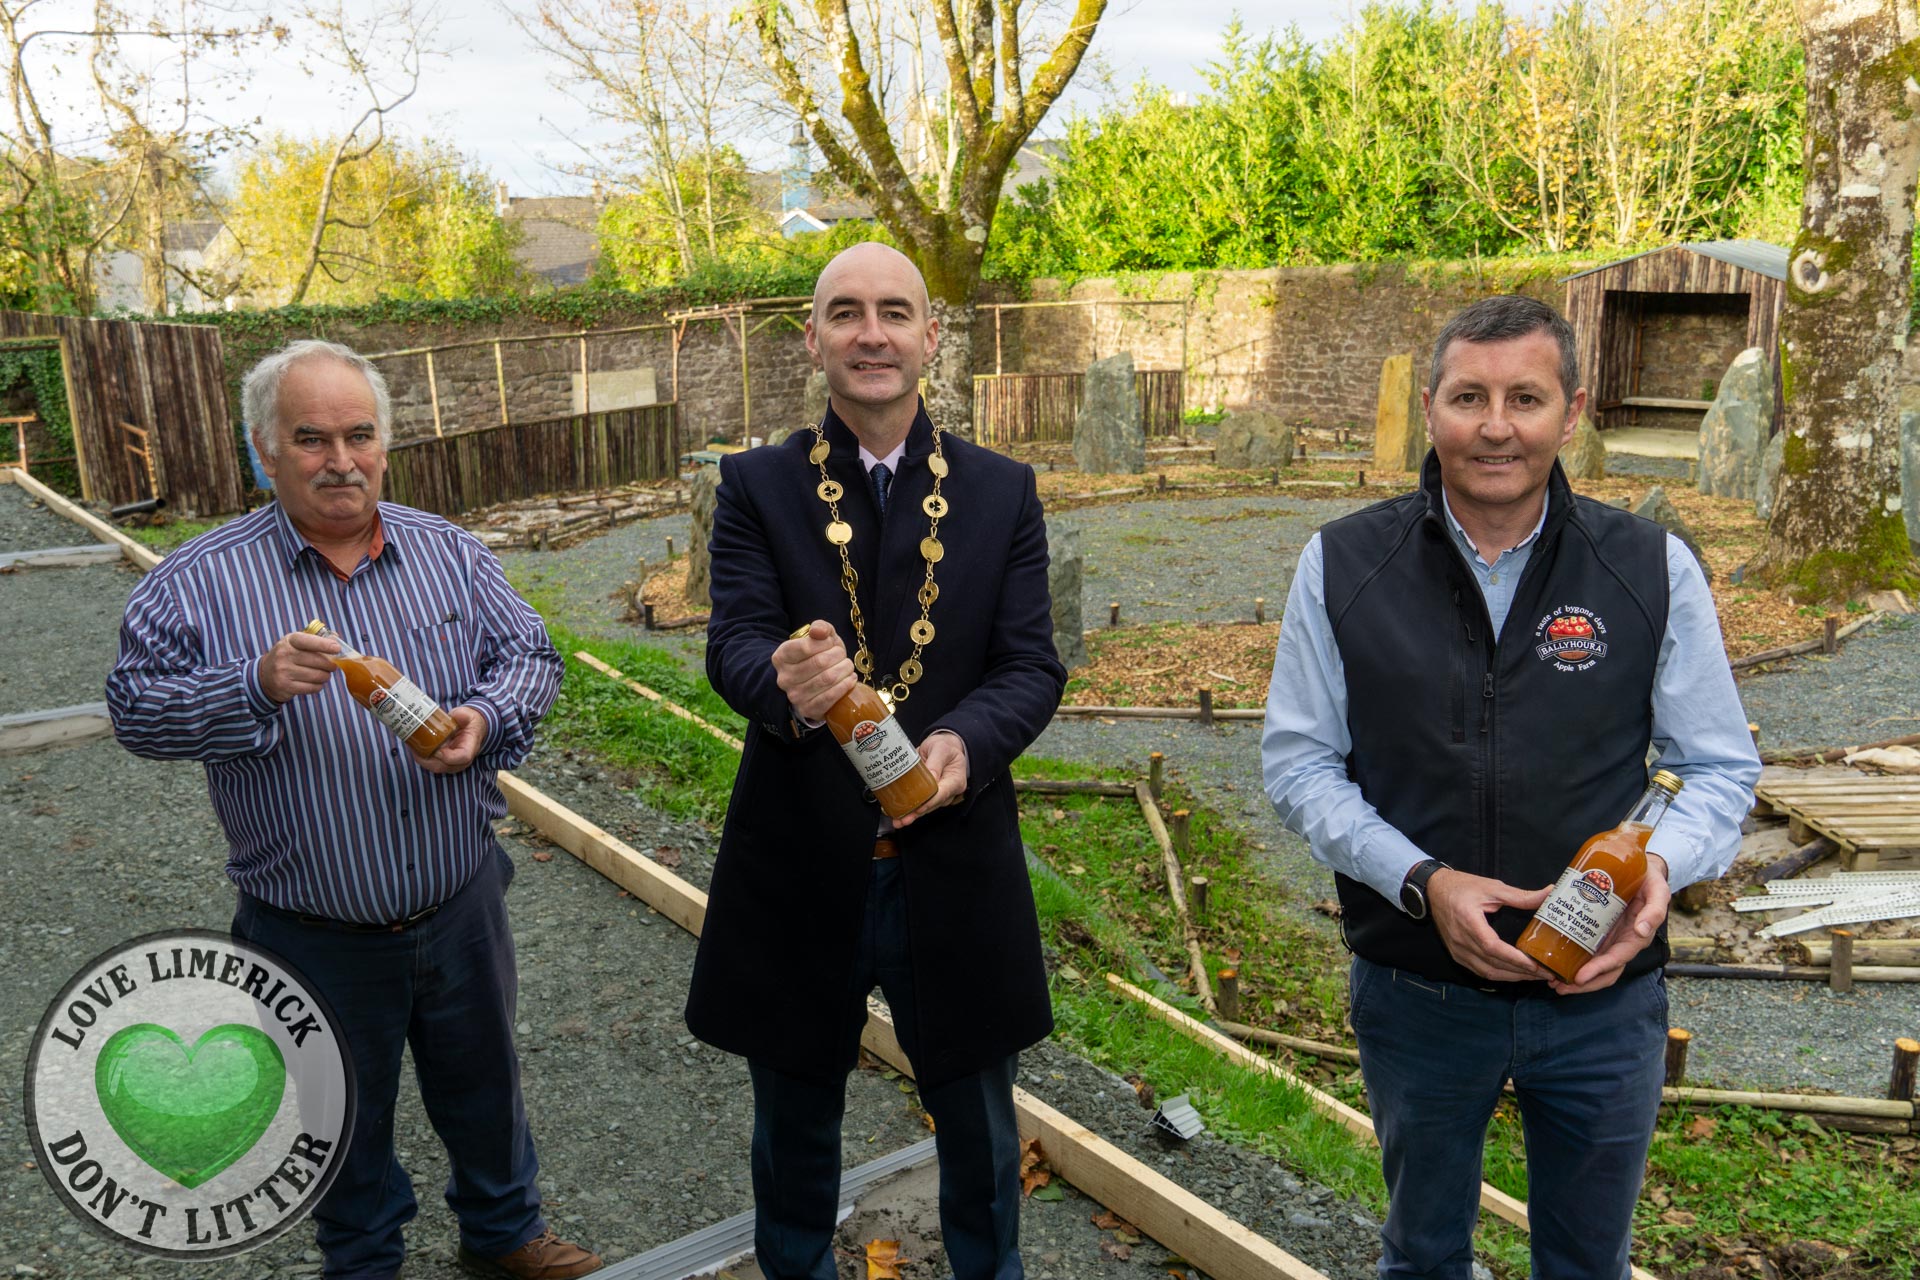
[107,501,562,923]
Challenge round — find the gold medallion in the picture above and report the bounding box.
[922,494,949,518]
[854,647,875,674]
[817,479,844,502]
[826,520,853,545]
[928,455,949,478]
[809,441,831,465]
[920,536,944,563]
[899,658,923,684]
[909,619,936,645]
[917,581,940,606]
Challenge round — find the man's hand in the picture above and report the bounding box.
[257,631,341,704]
[1429,868,1552,983]
[774,620,857,723]
[1551,854,1670,995]
[891,732,968,829]
[417,706,488,775]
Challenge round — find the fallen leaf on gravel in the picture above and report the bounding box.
[1660,1209,1697,1227]
[1029,1184,1065,1202]
[531,851,554,863]
[1048,808,1066,822]
[922,1112,936,1133]
[1125,1074,1156,1108]
[1019,1139,1051,1195]
[1099,1242,1132,1262]
[654,845,683,868]
[864,1240,908,1280]
[1312,899,1343,919]
[1090,1211,1136,1233]
[1690,1116,1718,1140]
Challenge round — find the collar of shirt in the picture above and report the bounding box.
[269,500,390,581]
[1440,489,1549,570]
[858,441,907,475]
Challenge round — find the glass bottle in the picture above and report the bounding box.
[1518,770,1685,982]
[794,626,939,819]
[303,620,457,759]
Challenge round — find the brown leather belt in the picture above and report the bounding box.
[873,837,901,860]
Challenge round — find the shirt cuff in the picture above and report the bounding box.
[1645,830,1701,890]
[243,658,283,720]
[463,695,503,748]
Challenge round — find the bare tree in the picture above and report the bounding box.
[282,0,434,305]
[751,0,1108,433]
[1758,0,1920,597]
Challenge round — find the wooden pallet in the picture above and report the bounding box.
[1753,766,1920,870]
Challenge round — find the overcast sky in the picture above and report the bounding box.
[30,0,1348,198]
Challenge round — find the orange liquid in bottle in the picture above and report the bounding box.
[304,620,457,759]
[794,625,939,819]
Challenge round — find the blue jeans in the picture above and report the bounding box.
[1348,956,1667,1280]
[749,856,1024,1280]
[232,848,544,1280]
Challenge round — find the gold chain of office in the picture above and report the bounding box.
[808,423,950,706]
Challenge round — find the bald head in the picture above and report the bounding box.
[811,242,931,322]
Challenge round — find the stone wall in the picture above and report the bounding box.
[1628,293,1750,433]
[979,263,1573,428]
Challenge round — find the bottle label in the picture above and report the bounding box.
[365,677,440,741]
[1534,866,1628,954]
[841,716,921,791]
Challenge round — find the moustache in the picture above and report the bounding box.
[311,470,368,490]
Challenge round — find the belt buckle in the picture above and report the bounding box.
[873,838,900,860]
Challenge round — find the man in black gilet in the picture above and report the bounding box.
[1262,296,1759,1279]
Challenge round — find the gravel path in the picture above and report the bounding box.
[0,560,140,715]
[1735,614,1920,756]
[0,484,96,553]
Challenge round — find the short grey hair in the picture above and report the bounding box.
[242,339,392,459]
[1428,295,1579,404]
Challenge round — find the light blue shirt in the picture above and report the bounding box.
[1261,494,1761,908]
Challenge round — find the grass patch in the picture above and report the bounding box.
[124,514,238,552]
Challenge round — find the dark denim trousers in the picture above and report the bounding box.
[1348,956,1667,1280]
[232,847,544,1280]
[748,855,1024,1280]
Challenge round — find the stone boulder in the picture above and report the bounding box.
[1559,414,1606,481]
[1903,385,1920,554]
[803,369,830,431]
[762,425,794,448]
[1633,485,1711,582]
[1373,352,1425,472]
[1755,430,1785,523]
[1698,348,1773,498]
[1214,408,1296,470]
[686,464,721,608]
[1073,352,1145,475]
[1046,522,1087,670]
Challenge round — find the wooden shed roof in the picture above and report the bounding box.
[1560,239,1788,285]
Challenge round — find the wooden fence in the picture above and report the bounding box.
[974,369,1184,446]
[0,310,243,514]
[382,403,681,518]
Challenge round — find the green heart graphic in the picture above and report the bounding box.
[95,1024,286,1189]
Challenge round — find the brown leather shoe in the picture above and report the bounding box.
[457,1228,603,1279]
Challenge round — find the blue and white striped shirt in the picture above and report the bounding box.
[107,501,562,923]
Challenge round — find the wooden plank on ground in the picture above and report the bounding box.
[0,543,121,568]
[0,703,114,755]
[5,469,161,568]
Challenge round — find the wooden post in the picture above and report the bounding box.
[994,307,1003,375]
[1254,597,1265,624]
[538,526,551,552]
[1109,602,1120,627]
[643,602,657,631]
[580,335,591,416]
[1190,875,1210,922]
[1830,929,1855,994]
[1148,752,1164,799]
[1216,969,1240,1021]
[1890,1038,1919,1102]
[1823,615,1838,654]
[666,536,675,561]
[1748,722,1761,749]
[493,341,509,425]
[1271,468,1279,485]
[1198,688,1214,727]
[426,351,444,438]
[1664,1028,1692,1086]
[1356,468,1366,487]
[1157,473,1167,492]
[1171,809,1191,859]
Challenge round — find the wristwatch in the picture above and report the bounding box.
[1399,859,1446,920]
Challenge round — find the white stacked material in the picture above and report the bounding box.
[1729,871,1920,938]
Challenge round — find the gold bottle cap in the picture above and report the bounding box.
[303,619,329,636]
[790,624,813,640]
[1650,769,1684,796]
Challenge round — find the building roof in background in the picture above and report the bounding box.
[163,220,224,253]
[1004,140,1065,195]
[503,195,600,285]
[1561,239,1789,284]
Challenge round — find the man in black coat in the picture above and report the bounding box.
[686,243,1066,1280]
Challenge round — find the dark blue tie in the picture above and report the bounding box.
[870,462,892,521]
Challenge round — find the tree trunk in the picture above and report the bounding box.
[1760,0,1920,599]
[923,239,983,437]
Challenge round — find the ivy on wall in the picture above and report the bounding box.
[0,345,79,494]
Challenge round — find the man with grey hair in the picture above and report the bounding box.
[1261,295,1757,1278]
[108,339,599,1279]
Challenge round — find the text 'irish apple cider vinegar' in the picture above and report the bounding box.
[304,620,457,759]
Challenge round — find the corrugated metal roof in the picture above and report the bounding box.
[1560,239,1788,284]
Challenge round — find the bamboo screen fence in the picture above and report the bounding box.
[974,369,1185,446]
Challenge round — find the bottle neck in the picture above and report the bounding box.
[311,622,365,660]
[1624,783,1676,830]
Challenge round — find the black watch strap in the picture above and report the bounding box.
[1400,859,1445,920]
